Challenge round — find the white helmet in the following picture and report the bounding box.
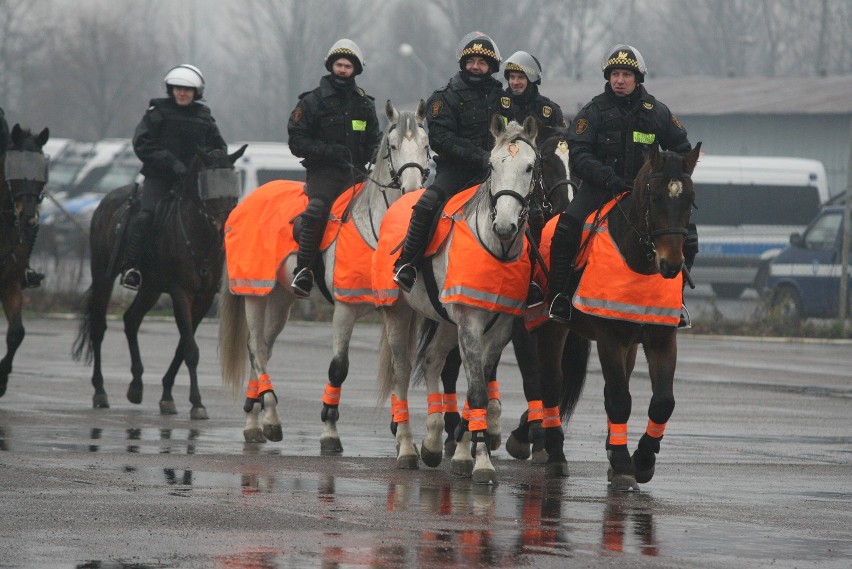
[164,64,205,98]
[504,51,542,85]
[325,39,365,75]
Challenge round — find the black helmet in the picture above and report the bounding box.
[325,39,365,75]
[503,51,542,85]
[601,44,647,83]
[456,31,501,74]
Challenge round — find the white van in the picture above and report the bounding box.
[689,155,830,297]
[228,142,305,196]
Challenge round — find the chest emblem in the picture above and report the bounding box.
[542,105,552,118]
[557,140,569,154]
[500,97,511,109]
[575,118,588,135]
[643,101,654,110]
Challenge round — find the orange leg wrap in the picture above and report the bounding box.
[391,396,409,423]
[245,378,259,400]
[462,400,471,421]
[487,380,500,400]
[527,400,544,422]
[442,392,458,414]
[609,422,628,446]
[322,384,341,406]
[468,408,487,432]
[427,392,443,414]
[542,406,561,428]
[646,419,667,439]
[257,373,273,395]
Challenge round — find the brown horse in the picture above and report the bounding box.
[533,143,701,490]
[73,145,246,418]
[0,125,50,398]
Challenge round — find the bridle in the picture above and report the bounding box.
[488,135,539,224]
[371,123,430,198]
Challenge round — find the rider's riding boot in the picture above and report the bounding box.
[548,215,581,323]
[393,190,440,293]
[679,223,699,329]
[120,211,151,291]
[292,221,322,299]
[21,222,44,289]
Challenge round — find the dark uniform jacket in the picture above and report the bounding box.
[567,83,690,192]
[511,85,567,137]
[0,107,9,154]
[287,75,381,171]
[426,72,514,168]
[133,98,227,183]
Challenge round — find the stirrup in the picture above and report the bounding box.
[548,293,573,324]
[526,281,545,308]
[120,268,141,291]
[393,264,417,293]
[291,267,313,299]
[23,268,44,289]
[678,304,692,329]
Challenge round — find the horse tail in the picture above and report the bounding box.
[71,285,96,364]
[559,330,591,420]
[218,271,249,393]
[375,324,394,407]
[411,316,438,387]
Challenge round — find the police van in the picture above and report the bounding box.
[228,142,306,196]
[764,200,850,323]
[689,156,831,298]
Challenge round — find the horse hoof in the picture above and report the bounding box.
[531,449,549,464]
[444,438,457,457]
[126,385,143,405]
[505,434,531,460]
[244,428,266,443]
[190,407,209,420]
[320,437,343,454]
[487,432,501,451]
[472,468,497,485]
[262,424,282,442]
[452,459,473,477]
[396,455,419,470]
[92,393,110,409]
[545,461,570,478]
[609,474,640,492]
[159,400,178,415]
[420,446,443,468]
[635,466,655,484]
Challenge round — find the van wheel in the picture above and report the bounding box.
[771,286,803,326]
[711,283,745,299]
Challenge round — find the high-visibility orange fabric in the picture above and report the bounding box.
[391,397,409,423]
[468,408,487,432]
[646,419,667,439]
[257,374,273,395]
[487,381,501,400]
[323,184,378,304]
[573,199,682,326]
[225,180,307,295]
[246,378,259,400]
[542,406,561,428]
[609,422,628,446]
[527,400,544,421]
[322,384,341,405]
[427,392,443,414]
[442,392,458,413]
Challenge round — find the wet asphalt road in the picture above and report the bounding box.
[0,315,850,568]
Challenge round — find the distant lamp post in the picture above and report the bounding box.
[399,43,430,99]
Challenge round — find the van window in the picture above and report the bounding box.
[804,211,841,251]
[692,183,821,226]
[257,168,306,184]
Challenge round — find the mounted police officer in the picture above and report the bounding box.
[503,50,566,137]
[393,31,514,292]
[548,44,696,324]
[287,38,381,298]
[120,64,227,290]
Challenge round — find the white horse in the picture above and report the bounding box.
[219,100,429,447]
[375,116,539,484]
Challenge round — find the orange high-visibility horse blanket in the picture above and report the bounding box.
[372,186,530,315]
[224,180,368,299]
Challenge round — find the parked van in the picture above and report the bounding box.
[689,156,830,298]
[228,142,305,196]
[765,201,850,323]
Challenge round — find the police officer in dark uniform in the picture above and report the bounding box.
[287,38,381,298]
[503,50,566,136]
[393,31,514,292]
[121,64,227,290]
[549,44,695,322]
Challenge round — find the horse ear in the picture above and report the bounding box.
[229,144,248,163]
[490,114,506,138]
[522,116,538,143]
[415,99,427,124]
[385,100,399,123]
[10,124,23,146]
[683,141,702,174]
[648,143,662,169]
[37,128,50,148]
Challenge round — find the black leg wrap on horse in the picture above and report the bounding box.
[454,418,469,443]
[395,189,441,270]
[321,403,339,423]
[243,397,258,413]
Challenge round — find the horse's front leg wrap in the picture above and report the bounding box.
[321,383,341,422]
[633,420,666,483]
[243,377,259,413]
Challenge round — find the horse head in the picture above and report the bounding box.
[536,125,573,217]
[187,144,247,226]
[487,115,538,242]
[3,124,50,221]
[636,142,701,278]
[381,99,429,193]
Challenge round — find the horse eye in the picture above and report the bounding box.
[390,144,397,150]
[526,164,533,173]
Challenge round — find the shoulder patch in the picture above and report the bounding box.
[431,100,443,117]
[575,118,588,135]
[541,105,552,118]
[642,101,654,110]
[500,96,511,109]
[671,113,683,129]
[357,88,365,97]
[293,105,303,123]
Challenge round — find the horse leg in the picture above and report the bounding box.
[321,305,360,453]
[505,317,545,461]
[123,287,160,405]
[0,288,24,398]
[159,295,213,415]
[633,331,677,484]
[529,322,570,476]
[439,346,462,456]
[418,322,458,468]
[598,336,638,491]
[382,304,418,469]
[167,289,208,420]
[485,359,502,451]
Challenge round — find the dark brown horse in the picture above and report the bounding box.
[73,145,246,418]
[0,125,50,398]
[534,143,701,490]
